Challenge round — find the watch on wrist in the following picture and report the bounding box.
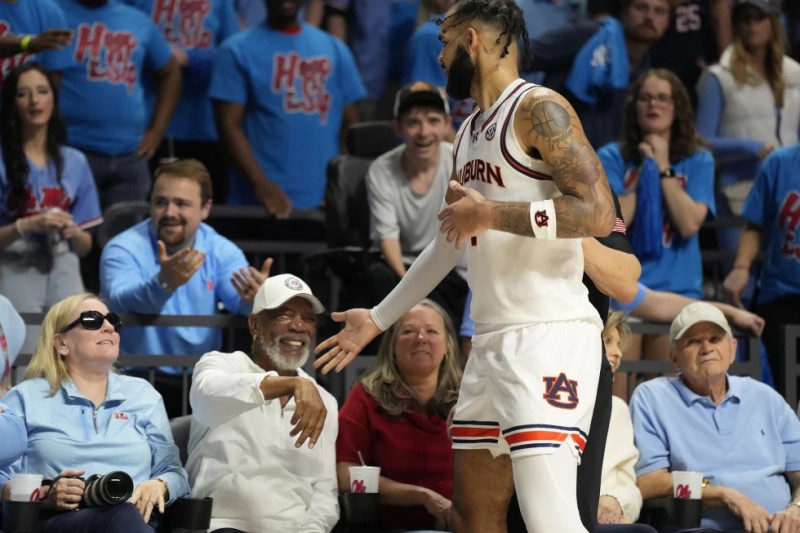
[659,167,676,179]
[157,272,174,292]
[702,477,710,489]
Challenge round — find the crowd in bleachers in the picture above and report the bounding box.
[0,0,800,531]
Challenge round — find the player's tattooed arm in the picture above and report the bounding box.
[514,89,616,238]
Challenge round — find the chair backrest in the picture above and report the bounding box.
[325,155,374,249]
[169,415,192,466]
[96,201,150,249]
[345,121,398,158]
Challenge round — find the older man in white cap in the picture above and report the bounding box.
[630,302,800,532]
[186,273,339,533]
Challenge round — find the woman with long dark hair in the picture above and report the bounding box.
[0,63,101,326]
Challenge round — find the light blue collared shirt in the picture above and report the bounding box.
[0,373,189,503]
[631,375,800,531]
[0,408,26,467]
[100,219,251,372]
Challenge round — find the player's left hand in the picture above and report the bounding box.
[137,128,164,160]
[438,181,491,249]
[232,257,273,303]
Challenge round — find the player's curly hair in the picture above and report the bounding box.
[619,69,701,163]
[360,299,462,419]
[1,63,66,219]
[440,0,533,71]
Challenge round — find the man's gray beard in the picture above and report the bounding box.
[258,334,311,371]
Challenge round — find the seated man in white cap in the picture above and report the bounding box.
[631,301,800,532]
[186,273,338,533]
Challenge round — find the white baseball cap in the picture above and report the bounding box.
[252,274,324,314]
[669,302,732,344]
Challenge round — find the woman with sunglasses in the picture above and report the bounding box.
[696,0,800,255]
[0,293,189,532]
[0,63,102,352]
[597,68,715,362]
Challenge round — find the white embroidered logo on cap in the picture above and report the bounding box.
[285,277,304,291]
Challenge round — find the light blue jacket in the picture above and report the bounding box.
[0,373,190,503]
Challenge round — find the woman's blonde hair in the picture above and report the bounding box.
[24,293,99,394]
[730,12,787,106]
[360,299,462,419]
[604,311,632,352]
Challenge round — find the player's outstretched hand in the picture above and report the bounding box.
[438,181,491,249]
[314,308,382,374]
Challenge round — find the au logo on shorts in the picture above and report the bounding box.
[542,373,579,409]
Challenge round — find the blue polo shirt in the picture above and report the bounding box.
[631,375,800,531]
[0,374,189,502]
[99,219,251,369]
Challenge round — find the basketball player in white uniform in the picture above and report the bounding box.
[314,0,616,530]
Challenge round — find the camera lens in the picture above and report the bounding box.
[82,471,134,507]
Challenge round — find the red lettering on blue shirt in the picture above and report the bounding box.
[0,22,32,82]
[75,23,139,94]
[151,0,212,49]
[271,52,332,124]
[779,190,800,261]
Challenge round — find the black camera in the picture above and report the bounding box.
[81,471,134,507]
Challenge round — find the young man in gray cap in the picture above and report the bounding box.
[365,80,468,332]
[186,273,338,533]
[631,301,800,531]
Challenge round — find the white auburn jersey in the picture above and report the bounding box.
[453,79,601,332]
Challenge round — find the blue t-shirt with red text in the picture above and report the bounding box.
[122,0,239,142]
[0,146,102,233]
[600,143,716,297]
[209,22,365,208]
[53,0,173,155]
[0,0,70,85]
[742,144,800,304]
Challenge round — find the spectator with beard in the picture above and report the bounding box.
[187,274,338,533]
[99,158,271,417]
[531,0,675,148]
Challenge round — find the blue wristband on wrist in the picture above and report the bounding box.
[611,282,647,313]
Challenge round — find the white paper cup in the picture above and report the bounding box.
[673,471,703,499]
[349,466,380,494]
[9,473,43,502]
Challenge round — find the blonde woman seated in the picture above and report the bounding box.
[337,299,462,532]
[0,293,189,533]
[598,312,643,526]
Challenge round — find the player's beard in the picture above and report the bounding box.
[446,45,475,101]
[259,333,311,371]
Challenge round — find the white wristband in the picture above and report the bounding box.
[529,199,557,239]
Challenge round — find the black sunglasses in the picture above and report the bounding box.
[61,311,122,334]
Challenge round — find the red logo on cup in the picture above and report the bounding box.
[675,484,692,499]
[30,488,40,502]
[351,480,366,494]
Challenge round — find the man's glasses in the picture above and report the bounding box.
[636,93,674,106]
[61,311,122,334]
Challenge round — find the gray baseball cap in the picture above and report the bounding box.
[670,302,732,345]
